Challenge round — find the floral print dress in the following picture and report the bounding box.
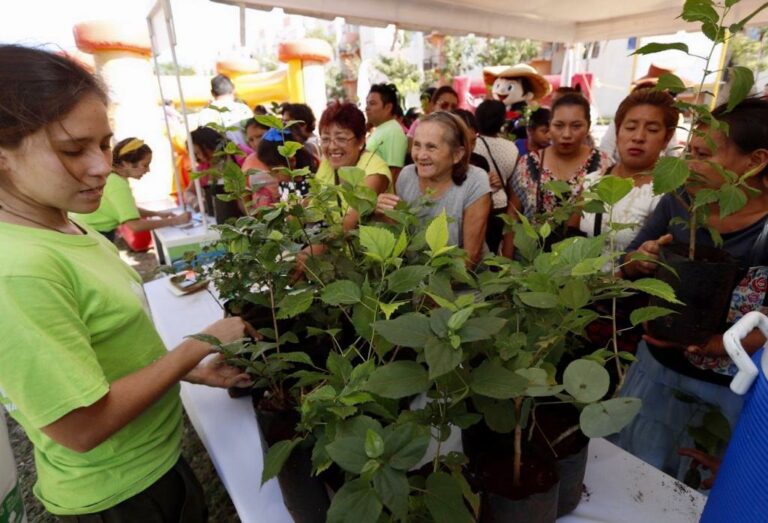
[510,147,611,221]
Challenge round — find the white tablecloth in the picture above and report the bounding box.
[144,277,705,523]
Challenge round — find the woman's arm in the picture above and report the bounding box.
[463,194,491,267]
[41,317,253,453]
[122,212,191,232]
[501,191,523,259]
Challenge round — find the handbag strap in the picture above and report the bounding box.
[479,136,503,180]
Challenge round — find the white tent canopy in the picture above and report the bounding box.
[212,0,768,42]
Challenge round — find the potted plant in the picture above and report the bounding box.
[631,0,768,344]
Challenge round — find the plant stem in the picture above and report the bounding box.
[513,397,523,487]
[551,424,580,450]
[267,283,281,353]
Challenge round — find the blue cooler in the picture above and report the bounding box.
[701,312,768,523]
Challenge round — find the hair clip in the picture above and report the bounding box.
[263,128,292,143]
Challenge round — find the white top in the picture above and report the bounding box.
[197,99,253,147]
[579,171,661,266]
[474,135,520,209]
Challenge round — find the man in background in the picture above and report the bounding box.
[365,83,408,182]
[197,74,253,148]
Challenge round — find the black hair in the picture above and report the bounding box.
[475,99,507,135]
[253,104,268,115]
[551,92,591,124]
[210,74,235,97]
[191,127,226,154]
[113,137,152,166]
[528,107,552,129]
[369,83,401,115]
[257,134,318,173]
[711,97,768,176]
[282,103,316,133]
[421,87,437,102]
[431,86,459,105]
[0,45,107,148]
[452,108,479,133]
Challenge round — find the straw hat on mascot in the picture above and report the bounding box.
[483,63,551,121]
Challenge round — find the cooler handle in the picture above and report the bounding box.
[723,311,768,395]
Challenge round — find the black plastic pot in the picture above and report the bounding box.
[255,407,330,523]
[533,402,589,517]
[204,184,242,223]
[556,444,588,517]
[480,482,560,523]
[648,243,743,345]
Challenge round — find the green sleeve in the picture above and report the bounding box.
[106,176,141,225]
[0,276,108,428]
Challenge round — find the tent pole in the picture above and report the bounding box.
[160,0,208,229]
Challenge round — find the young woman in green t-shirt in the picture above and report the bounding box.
[0,44,255,521]
[74,137,190,241]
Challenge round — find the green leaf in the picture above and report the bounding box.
[379,300,407,320]
[518,291,560,309]
[321,280,362,305]
[261,439,301,484]
[254,114,283,130]
[632,42,689,55]
[359,225,397,262]
[338,166,367,187]
[652,156,690,195]
[694,188,719,208]
[365,429,385,459]
[580,397,642,438]
[425,472,474,523]
[326,436,370,474]
[363,361,430,399]
[425,210,450,253]
[703,410,731,441]
[387,265,433,293]
[458,316,507,342]
[375,312,432,348]
[385,423,430,470]
[277,141,303,159]
[276,289,314,319]
[559,279,591,310]
[630,306,676,326]
[654,74,689,95]
[594,175,634,206]
[372,466,409,519]
[275,352,313,365]
[424,337,463,379]
[630,278,681,304]
[477,398,516,433]
[470,361,528,399]
[447,307,474,331]
[186,333,222,346]
[681,0,719,24]
[718,184,747,218]
[727,66,755,111]
[327,478,383,523]
[563,359,610,403]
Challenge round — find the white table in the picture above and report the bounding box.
[144,277,706,523]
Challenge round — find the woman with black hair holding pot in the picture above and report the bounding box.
[613,97,768,480]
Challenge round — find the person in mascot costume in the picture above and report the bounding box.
[482,63,551,139]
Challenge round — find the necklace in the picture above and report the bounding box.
[0,203,74,234]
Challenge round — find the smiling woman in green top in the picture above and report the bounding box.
[0,44,255,521]
[73,137,190,241]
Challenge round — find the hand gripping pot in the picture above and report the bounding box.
[701,311,768,523]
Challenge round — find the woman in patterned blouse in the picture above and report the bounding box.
[501,93,611,258]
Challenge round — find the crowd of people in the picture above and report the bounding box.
[2,41,768,520]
